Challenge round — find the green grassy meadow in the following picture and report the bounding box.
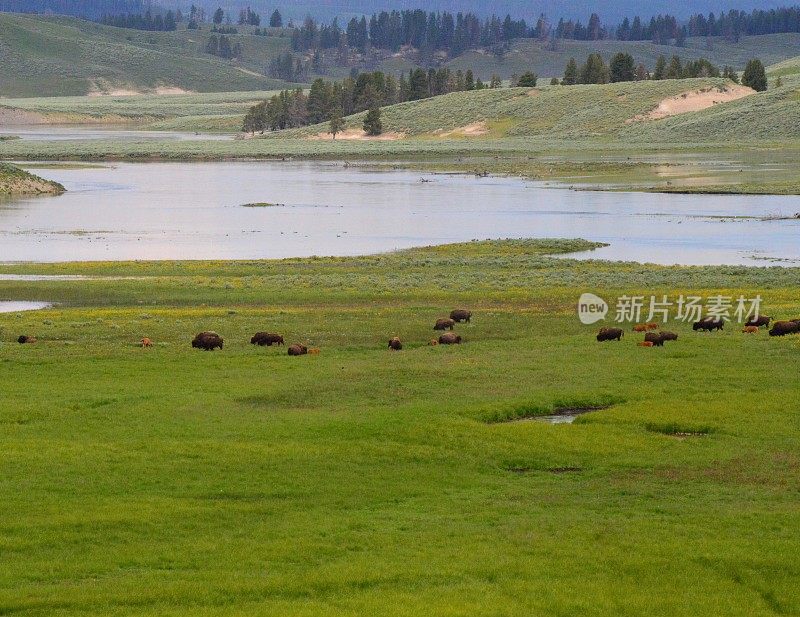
[1,240,799,615]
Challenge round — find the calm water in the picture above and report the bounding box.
[0,126,232,141]
[0,301,51,313]
[1,161,798,264]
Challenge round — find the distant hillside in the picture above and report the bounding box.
[280,78,749,140]
[0,13,299,97]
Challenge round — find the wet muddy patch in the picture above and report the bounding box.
[482,397,621,424]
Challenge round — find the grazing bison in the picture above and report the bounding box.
[769,321,800,337]
[287,344,308,356]
[693,317,724,332]
[429,339,439,346]
[638,341,654,347]
[17,335,36,344]
[596,327,624,342]
[659,331,678,343]
[141,337,153,348]
[192,332,224,351]
[742,326,759,334]
[251,332,284,346]
[633,324,648,333]
[644,332,665,347]
[308,348,321,355]
[388,337,403,351]
[450,309,472,323]
[439,333,462,345]
[645,323,659,331]
[434,318,455,331]
[746,315,771,328]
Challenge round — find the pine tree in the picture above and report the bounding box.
[329,109,345,139]
[213,7,224,25]
[363,105,382,136]
[666,55,683,79]
[517,71,538,87]
[741,58,767,92]
[578,54,608,84]
[269,9,282,28]
[653,55,667,80]
[609,52,635,82]
[562,57,578,85]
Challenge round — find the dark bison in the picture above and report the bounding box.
[746,315,771,328]
[596,327,624,342]
[646,331,678,346]
[769,321,800,337]
[434,318,455,331]
[287,344,308,356]
[388,337,403,351]
[17,335,36,344]
[439,333,462,345]
[251,332,284,346]
[192,332,223,351]
[450,309,472,323]
[693,317,724,332]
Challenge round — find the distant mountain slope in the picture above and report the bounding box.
[0,13,298,97]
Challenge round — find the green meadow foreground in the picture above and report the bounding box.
[1,240,799,615]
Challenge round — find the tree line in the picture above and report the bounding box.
[99,10,177,31]
[559,53,768,92]
[243,66,501,133]
[0,0,144,19]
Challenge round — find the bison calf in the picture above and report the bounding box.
[439,333,462,345]
[638,341,654,347]
[17,335,36,344]
[742,326,759,334]
[450,309,472,323]
[388,337,403,351]
[141,337,153,348]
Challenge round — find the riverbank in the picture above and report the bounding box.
[0,162,64,195]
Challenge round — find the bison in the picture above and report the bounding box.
[633,324,648,333]
[742,326,759,334]
[746,315,771,328]
[429,339,439,346]
[192,332,223,351]
[141,337,153,348]
[638,341,654,347]
[434,318,455,331]
[388,337,403,351]
[17,335,36,344]
[308,348,321,355]
[596,327,624,342]
[251,332,284,346]
[769,321,800,337]
[645,323,659,331]
[693,317,724,332]
[659,331,678,343]
[439,333,462,345]
[450,309,472,323]
[287,344,308,356]
[644,332,665,347]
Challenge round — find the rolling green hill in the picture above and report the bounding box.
[0,13,299,97]
[286,78,748,140]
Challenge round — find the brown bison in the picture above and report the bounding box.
[388,337,403,351]
[434,318,455,331]
[693,317,724,332]
[633,324,648,332]
[308,348,321,355]
[439,333,462,345]
[141,337,153,348]
[769,321,800,337]
[742,326,759,334]
[596,327,624,342]
[644,332,665,347]
[192,332,223,351]
[17,335,36,344]
[746,315,771,328]
[645,323,659,331]
[429,339,439,346]
[638,341,654,347]
[287,344,308,356]
[450,309,472,323]
[659,331,678,343]
[251,332,284,346]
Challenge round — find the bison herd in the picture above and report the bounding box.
[176,309,473,355]
[597,315,800,346]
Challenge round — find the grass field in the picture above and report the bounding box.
[0,161,64,194]
[0,239,798,615]
[0,13,298,97]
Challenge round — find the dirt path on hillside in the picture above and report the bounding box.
[628,84,755,123]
